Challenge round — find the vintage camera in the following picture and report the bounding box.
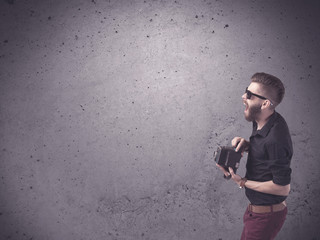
[214,146,242,179]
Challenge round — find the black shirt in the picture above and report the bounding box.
[245,111,293,205]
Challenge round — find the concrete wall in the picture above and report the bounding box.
[1,0,319,239]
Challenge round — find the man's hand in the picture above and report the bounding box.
[216,163,230,178]
[216,164,242,186]
[232,137,250,153]
[228,167,242,187]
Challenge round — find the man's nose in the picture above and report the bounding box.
[242,93,247,100]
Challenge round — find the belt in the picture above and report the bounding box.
[248,201,286,213]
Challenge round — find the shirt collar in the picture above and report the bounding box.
[252,111,277,137]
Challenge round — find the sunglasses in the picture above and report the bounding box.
[245,87,273,105]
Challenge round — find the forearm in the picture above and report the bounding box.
[244,180,290,196]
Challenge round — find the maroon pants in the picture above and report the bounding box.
[240,206,287,240]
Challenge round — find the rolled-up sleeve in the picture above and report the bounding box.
[266,143,292,186]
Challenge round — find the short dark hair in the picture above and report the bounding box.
[251,72,285,106]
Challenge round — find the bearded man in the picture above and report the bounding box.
[217,72,293,240]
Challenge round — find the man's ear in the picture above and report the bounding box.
[261,100,270,109]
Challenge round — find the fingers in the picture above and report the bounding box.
[216,163,230,177]
[235,139,244,152]
[228,167,242,183]
[216,165,242,184]
[231,137,241,148]
[232,137,247,152]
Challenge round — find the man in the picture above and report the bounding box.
[217,72,293,240]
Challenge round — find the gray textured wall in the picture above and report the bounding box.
[1,0,319,239]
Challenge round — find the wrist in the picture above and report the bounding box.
[239,178,247,189]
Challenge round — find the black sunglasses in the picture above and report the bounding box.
[245,87,273,105]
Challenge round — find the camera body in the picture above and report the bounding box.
[214,146,242,179]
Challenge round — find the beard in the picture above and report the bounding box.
[244,103,262,122]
